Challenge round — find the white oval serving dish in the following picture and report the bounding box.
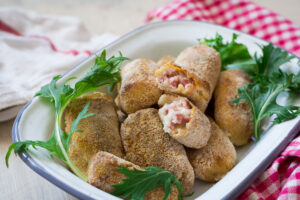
[12,20,300,200]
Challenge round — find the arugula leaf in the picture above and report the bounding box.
[66,102,95,147]
[6,102,93,167]
[6,50,129,181]
[35,50,128,113]
[232,80,299,140]
[231,47,300,140]
[201,33,300,140]
[254,43,294,78]
[251,43,296,87]
[289,72,300,93]
[111,166,184,200]
[198,33,256,72]
[183,192,194,198]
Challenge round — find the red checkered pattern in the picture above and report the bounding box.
[239,136,300,200]
[146,0,300,57]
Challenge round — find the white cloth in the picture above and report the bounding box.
[0,7,117,121]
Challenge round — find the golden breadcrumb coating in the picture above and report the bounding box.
[187,118,236,182]
[119,59,162,114]
[64,92,124,175]
[157,56,175,66]
[120,108,195,194]
[214,69,253,146]
[87,151,178,200]
[158,94,211,149]
[174,45,221,111]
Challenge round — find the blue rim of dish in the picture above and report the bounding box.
[12,20,300,200]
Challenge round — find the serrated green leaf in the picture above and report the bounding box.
[5,131,67,168]
[254,43,294,77]
[198,33,256,72]
[232,79,300,139]
[111,166,184,200]
[66,102,95,149]
[6,50,129,182]
[289,71,300,93]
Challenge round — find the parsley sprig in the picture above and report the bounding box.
[232,79,300,139]
[200,34,300,140]
[232,46,300,140]
[111,166,184,200]
[6,50,129,180]
[199,33,256,72]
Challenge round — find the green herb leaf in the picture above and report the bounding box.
[111,166,184,200]
[6,50,129,181]
[289,72,300,93]
[5,102,94,171]
[66,102,95,146]
[232,74,300,139]
[204,33,300,140]
[183,192,194,198]
[198,33,256,72]
[254,43,294,78]
[6,138,57,167]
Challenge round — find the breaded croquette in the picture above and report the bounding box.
[214,69,253,146]
[64,92,124,175]
[120,108,194,194]
[156,45,221,112]
[119,59,162,114]
[187,118,236,182]
[158,94,211,149]
[87,151,178,200]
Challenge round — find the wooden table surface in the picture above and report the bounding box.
[0,0,300,199]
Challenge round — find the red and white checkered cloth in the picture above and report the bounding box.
[146,0,300,57]
[239,137,300,200]
[146,0,300,199]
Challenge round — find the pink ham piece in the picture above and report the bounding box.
[158,94,211,149]
[155,45,221,112]
[160,99,192,130]
[157,68,193,89]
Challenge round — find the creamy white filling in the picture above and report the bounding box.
[159,99,192,133]
[157,69,193,91]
